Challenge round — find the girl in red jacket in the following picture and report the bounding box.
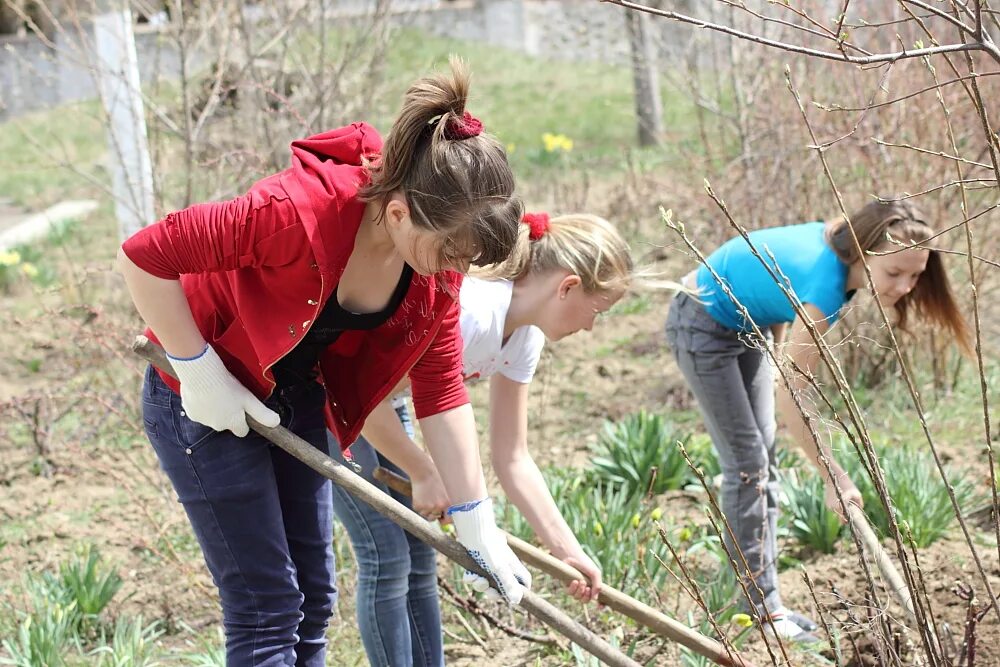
[117,59,529,666]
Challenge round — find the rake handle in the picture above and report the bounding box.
[374,466,758,667]
[131,336,641,667]
[846,504,918,621]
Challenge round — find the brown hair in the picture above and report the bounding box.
[827,199,971,353]
[360,56,521,268]
[477,214,634,293]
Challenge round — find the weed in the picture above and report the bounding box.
[56,544,123,632]
[840,440,978,547]
[174,628,226,667]
[0,592,78,667]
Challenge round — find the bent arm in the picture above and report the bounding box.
[775,305,846,483]
[117,193,303,358]
[488,375,579,557]
[116,250,205,358]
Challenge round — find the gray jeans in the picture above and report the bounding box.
[665,292,781,614]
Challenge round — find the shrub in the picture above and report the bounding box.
[839,439,979,548]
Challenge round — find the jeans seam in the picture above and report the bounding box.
[405,598,429,667]
[339,486,396,667]
[180,425,265,664]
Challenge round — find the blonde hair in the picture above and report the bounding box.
[360,56,521,267]
[476,214,634,293]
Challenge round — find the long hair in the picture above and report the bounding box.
[360,56,521,268]
[828,199,971,353]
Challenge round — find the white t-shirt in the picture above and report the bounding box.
[458,277,546,385]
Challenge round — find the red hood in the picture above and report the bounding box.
[280,122,383,272]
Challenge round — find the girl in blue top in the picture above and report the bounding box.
[665,200,969,642]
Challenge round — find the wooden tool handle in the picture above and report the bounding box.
[374,466,756,667]
[132,336,641,667]
[847,504,917,621]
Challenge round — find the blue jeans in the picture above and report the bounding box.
[330,404,444,667]
[141,365,337,666]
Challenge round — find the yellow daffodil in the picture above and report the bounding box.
[542,132,574,153]
[0,250,21,266]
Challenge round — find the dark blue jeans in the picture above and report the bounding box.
[141,365,337,666]
[329,404,443,667]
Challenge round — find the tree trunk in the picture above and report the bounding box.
[625,9,663,147]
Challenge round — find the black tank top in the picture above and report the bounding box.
[272,264,414,388]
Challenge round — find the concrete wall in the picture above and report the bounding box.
[0,0,717,122]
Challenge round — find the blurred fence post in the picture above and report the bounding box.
[94,5,155,240]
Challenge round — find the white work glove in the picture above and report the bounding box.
[449,497,531,605]
[168,344,280,437]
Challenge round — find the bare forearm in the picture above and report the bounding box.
[116,249,205,357]
[495,454,578,557]
[776,385,844,481]
[361,400,435,479]
[420,404,488,503]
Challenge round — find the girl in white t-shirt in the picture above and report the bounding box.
[329,213,635,667]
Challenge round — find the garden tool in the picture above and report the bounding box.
[847,504,918,623]
[131,336,641,667]
[375,465,759,667]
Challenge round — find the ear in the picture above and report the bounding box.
[383,195,411,230]
[557,274,582,300]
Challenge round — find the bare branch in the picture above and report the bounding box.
[601,0,993,64]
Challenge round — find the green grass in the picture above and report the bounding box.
[780,470,844,554]
[590,411,696,497]
[0,26,702,210]
[496,464,673,603]
[0,100,107,208]
[379,30,699,179]
[839,439,980,548]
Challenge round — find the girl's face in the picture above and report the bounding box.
[862,243,929,308]
[537,272,625,341]
[384,195,475,275]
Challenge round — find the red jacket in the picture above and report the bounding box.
[121,123,469,447]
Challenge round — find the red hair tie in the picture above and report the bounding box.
[522,212,550,241]
[443,111,483,140]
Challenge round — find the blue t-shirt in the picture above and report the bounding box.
[695,222,850,332]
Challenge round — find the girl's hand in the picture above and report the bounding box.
[410,461,451,522]
[170,344,279,436]
[451,498,532,605]
[824,471,863,523]
[560,549,602,604]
